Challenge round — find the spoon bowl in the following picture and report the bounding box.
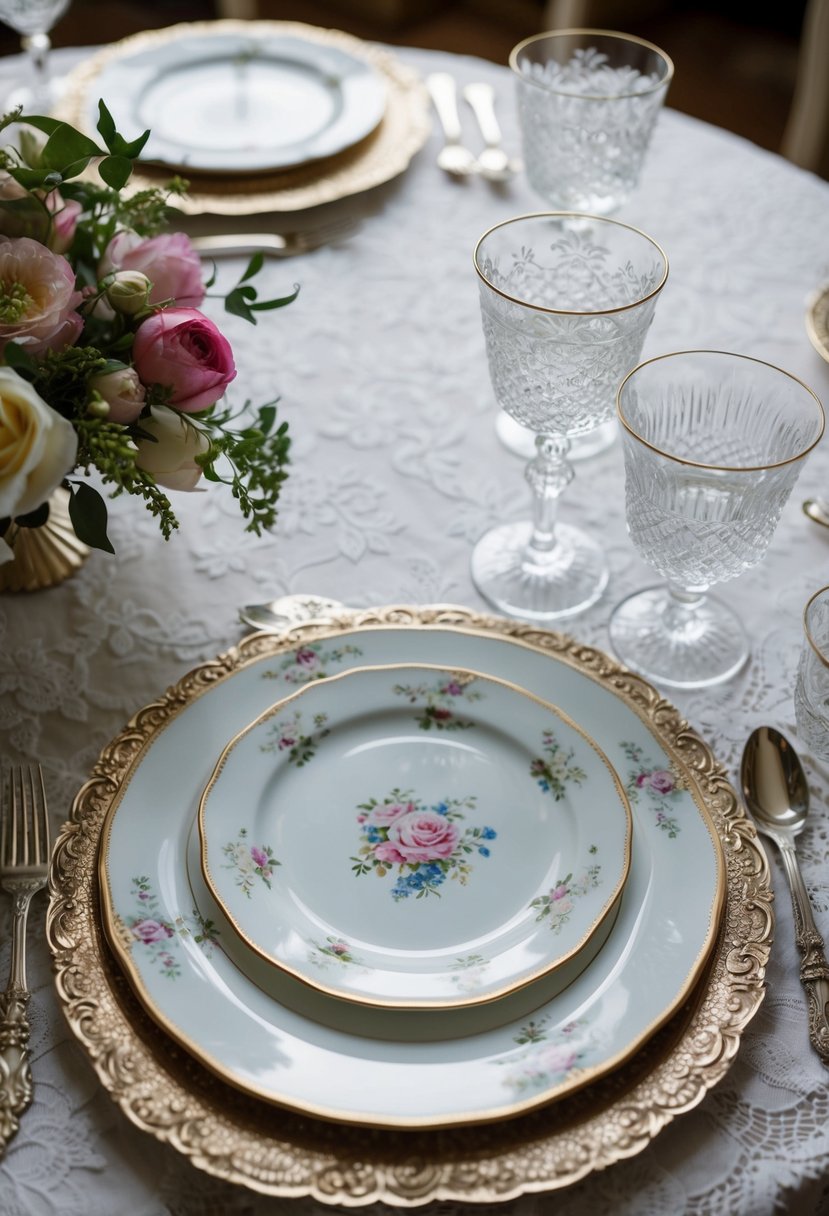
[436,143,479,177]
[740,725,829,1064]
[803,498,829,530]
[239,593,344,633]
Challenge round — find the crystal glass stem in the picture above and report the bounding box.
[22,32,52,112]
[524,434,573,557]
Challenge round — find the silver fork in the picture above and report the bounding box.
[0,765,50,1158]
[190,216,360,259]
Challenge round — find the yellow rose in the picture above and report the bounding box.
[0,366,77,519]
[134,405,210,492]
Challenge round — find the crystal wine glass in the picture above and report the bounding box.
[0,0,71,114]
[795,585,829,761]
[510,29,673,216]
[472,212,669,621]
[610,350,825,689]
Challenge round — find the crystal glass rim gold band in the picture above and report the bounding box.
[508,28,675,101]
[615,348,826,472]
[803,583,829,669]
[472,211,669,316]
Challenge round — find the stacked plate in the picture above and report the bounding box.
[95,613,731,1134]
[55,20,432,215]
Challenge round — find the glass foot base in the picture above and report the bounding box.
[471,520,608,622]
[608,586,750,689]
[496,411,617,462]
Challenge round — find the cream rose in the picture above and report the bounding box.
[134,404,211,491]
[0,366,77,519]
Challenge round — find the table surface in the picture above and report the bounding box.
[1,36,829,1216]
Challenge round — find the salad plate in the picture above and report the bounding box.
[95,615,725,1130]
[198,662,632,1009]
[88,27,386,174]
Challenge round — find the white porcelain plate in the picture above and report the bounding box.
[91,30,387,173]
[198,663,632,1009]
[99,622,725,1129]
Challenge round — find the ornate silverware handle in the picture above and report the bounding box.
[0,884,40,1154]
[778,838,829,1064]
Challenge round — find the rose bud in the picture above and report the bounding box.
[88,366,146,424]
[106,270,152,316]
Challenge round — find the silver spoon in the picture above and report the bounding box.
[239,593,345,633]
[803,498,829,530]
[426,73,479,177]
[462,82,520,181]
[741,725,829,1064]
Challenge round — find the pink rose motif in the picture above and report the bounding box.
[330,941,348,956]
[131,918,173,945]
[642,769,674,795]
[537,1043,579,1076]
[441,681,463,696]
[0,237,82,356]
[367,800,414,829]
[550,882,570,902]
[432,708,453,721]
[132,307,236,413]
[295,648,319,668]
[101,230,205,308]
[382,808,460,863]
[250,846,271,874]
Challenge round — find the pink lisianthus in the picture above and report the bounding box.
[132,307,236,413]
[130,918,173,945]
[380,809,460,864]
[0,237,82,356]
[101,230,205,308]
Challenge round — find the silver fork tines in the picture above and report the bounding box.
[0,764,51,1159]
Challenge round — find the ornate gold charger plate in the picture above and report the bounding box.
[806,283,829,364]
[48,607,772,1204]
[55,20,432,215]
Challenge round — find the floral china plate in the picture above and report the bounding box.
[90,28,387,174]
[197,663,632,1010]
[98,619,725,1129]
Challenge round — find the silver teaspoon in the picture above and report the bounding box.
[803,498,829,530]
[426,73,479,177]
[239,594,345,633]
[741,725,829,1064]
[462,82,518,181]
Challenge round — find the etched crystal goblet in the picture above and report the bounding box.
[795,585,829,762]
[0,0,71,113]
[610,351,825,689]
[472,212,668,621]
[510,30,672,216]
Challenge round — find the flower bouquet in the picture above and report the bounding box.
[0,101,297,579]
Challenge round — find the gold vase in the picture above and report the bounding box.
[0,487,90,593]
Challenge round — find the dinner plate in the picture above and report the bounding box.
[56,22,432,215]
[198,662,632,1009]
[90,29,386,174]
[806,283,829,364]
[97,617,725,1129]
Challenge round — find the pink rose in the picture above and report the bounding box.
[88,366,145,424]
[330,941,348,955]
[550,883,570,902]
[131,918,173,945]
[0,175,79,252]
[250,846,269,869]
[0,237,82,356]
[636,768,670,797]
[48,197,81,254]
[132,307,236,413]
[295,648,318,668]
[441,681,463,696]
[382,809,460,863]
[101,230,205,308]
[367,800,414,829]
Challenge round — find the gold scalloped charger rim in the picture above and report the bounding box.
[47,607,773,1205]
[54,20,432,215]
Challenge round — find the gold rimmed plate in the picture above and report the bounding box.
[49,608,770,1198]
[806,283,829,364]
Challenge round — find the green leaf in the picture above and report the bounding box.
[3,341,35,374]
[14,499,49,528]
[98,154,133,189]
[96,99,117,150]
[67,482,115,554]
[7,166,52,190]
[258,405,276,434]
[119,128,151,158]
[239,251,264,283]
[224,288,256,323]
[40,123,102,171]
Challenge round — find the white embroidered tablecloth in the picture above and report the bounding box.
[1,39,829,1216]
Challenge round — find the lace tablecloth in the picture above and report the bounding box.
[2,39,829,1216]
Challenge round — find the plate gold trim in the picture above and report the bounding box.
[55,20,432,216]
[48,607,770,1203]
